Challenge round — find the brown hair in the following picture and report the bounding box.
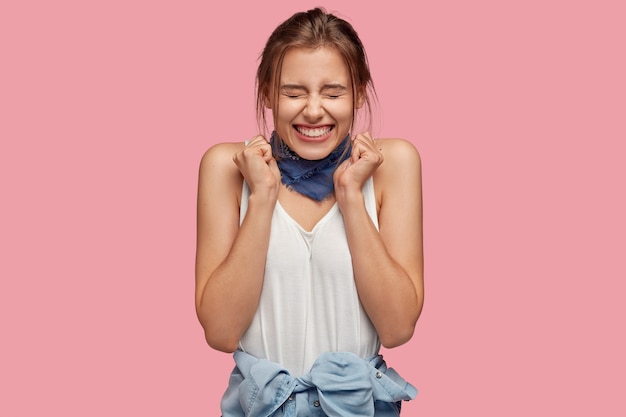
[255,7,377,137]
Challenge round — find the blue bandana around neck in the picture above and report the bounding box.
[271,131,352,202]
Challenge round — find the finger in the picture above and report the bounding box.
[244,136,272,158]
[260,143,275,163]
[351,135,372,162]
[353,131,371,141]
[356,132,378,148]
[351,135,370,153]
[246,135,267,147]
[361,131,373,142]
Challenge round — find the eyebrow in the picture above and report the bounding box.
[280,83,348,91]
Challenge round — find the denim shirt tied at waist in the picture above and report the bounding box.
[220,350,418,417]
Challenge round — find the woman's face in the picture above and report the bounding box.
[270,47,361,161]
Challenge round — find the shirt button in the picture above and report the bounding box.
[288,394,295,401]
[313,400,320,407]
[376,371,383,379]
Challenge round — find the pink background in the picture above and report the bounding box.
[2,0,624,415]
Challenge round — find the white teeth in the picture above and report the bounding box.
[296,126,332,137]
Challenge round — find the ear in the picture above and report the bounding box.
[355,86,366,109]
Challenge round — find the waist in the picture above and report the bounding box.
[221,350,417,417]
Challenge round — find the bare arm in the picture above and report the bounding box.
[195,138,279,352]
[334,135,424,348]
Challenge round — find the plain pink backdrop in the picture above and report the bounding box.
[1,0,624,415]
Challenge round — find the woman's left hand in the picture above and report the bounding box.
[333,132,384,196]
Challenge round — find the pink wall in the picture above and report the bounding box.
[2,0,624,415]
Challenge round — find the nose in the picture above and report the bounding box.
[302,95,324,120]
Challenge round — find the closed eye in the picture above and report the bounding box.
[280,84,307,99]
[322,85,348,99]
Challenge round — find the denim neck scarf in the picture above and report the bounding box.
[272,131,352,202]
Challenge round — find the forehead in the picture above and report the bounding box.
[279,47,350,85]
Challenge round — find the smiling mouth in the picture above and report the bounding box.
[294,125,334,138]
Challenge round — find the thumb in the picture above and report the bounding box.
[333,158,351,182]
[268,157,281,182]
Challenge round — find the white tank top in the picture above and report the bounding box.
[238,177,381,376]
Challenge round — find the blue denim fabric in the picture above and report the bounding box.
[220,350,417,417]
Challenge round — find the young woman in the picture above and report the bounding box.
[195,8,424,416]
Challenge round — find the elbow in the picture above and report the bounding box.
[379,305,422,348]
[379,324,416,349]
[196,307,241,353]
[204,329,240,353]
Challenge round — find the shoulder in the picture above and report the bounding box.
[375,138,422,178]
[372,138,423,219]
[378,138,421,164]
[372,138,422,205]
[198,142,246,201]
[199,142,246,172]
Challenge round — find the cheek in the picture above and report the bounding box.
[275,101,303,121]
[327,101,354,122]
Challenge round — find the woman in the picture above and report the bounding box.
[195,8,423,416]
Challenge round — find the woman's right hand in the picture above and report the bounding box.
[232,135,281,202]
